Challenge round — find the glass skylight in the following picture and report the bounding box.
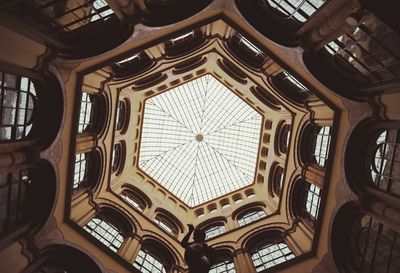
[139,75,262,206]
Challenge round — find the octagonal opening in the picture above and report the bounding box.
[138,74,263,206]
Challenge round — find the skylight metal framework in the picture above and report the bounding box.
[139,75,262,206]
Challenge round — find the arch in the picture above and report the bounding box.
[111,141,126,175]
[243,228,295,271]
[121,184,153,209]
[197,218,227,240]
[154,207,185,236]
[304,12,400,100]
[111,51,156,79]
[77,92,107,135]
[209,247,236,273]
[22,244,102,273]
[0,69,63,148]
[232,202,267,227]
[225,32,268,71]
[269,162,284,197]
[235,0,303,47]
[115,99,126,131]
[72,149,102,192]
[96,205,136,235]
[83,205,135,253]
[290,178,321,226]
[275,121,291,155]
[164,28,206,58]
[332,202,400,273]
[346,120,400,198]
[0,160,56,248]
[269,70,311,104]
[250,86,281,111]
[134,237,179,272]
[4,0,135,59]
[142,0,213,27]
[300,124,332,167]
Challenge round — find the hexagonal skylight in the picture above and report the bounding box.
[138,75,262,206]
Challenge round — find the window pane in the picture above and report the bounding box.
[209,260,236,273]
[78,92,93,133]
[0,72,36,141]
[305,183,321,222]
[370,129,400,196]
[73,153,87,191]
[312,126,331,167]
[134,250,167,273]
[323,17,400,84]
[238,209,267,226]
[267,0,326,23]
[84,217,124,252]
[205,224,226,240]
[252,243,295,271]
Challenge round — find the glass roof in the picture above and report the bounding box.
[138,75,262,206]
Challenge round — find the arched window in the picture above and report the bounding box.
[281,70,309,95]
[84,217,124,252]
[323,15,400,85]
[251,242,295,271]
[237,208,267,227]
[0,72,36,141]
[266,0,326,23]
[120,185,152,212]
[311,126,331,167]
[227,32,267,70]
[304,183,321,222]
[210,259,236,273]
[27,245,102,273]
[273,165,284,197]
[73,153,88,191]
[333,205,400,273]
[292,179,321,225]
[111,143,122,173]
[78,92,94,133]
[279,124,291,154]
[302,125,332,167]
[115,100,126,131]
[120,193,145,212]
[154,217,177,237]
[351,215,400,273]
[164,29,205,58]
[204,223,226,240]
[134,249,167,273]
[0,163,55,245]
[270,70,311,103]
[153,208,183,237]
[0,169,30,237]
[370,129,400,196]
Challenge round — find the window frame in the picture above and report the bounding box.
[134,249,167,273]
[78,92,95,134]
[0,72,37,142]
[237,208,267,227]
[83,217,125,253]
[370,129,400,196]
[266,0,327,23]
[251,241,295,271]
[111,143,122,174]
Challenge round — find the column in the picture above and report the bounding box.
[234,248,256,273]
[119,234,141,262]
[301,0,364,50]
